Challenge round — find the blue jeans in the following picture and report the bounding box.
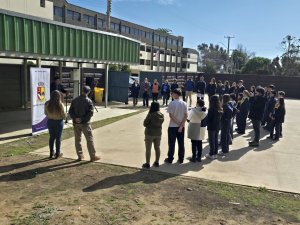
[208,130,219,156]
[47,119,64,156]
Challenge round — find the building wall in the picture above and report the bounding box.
[0,0,53,20]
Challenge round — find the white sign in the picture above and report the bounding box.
[30,68,50,135]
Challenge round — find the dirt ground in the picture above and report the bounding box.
[0,154,299,225]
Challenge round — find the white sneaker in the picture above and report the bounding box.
[205,154,217,159]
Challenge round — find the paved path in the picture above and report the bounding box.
[33,96,300,193]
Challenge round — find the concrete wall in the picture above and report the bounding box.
[0,0,53,20]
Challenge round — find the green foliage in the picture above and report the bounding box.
[200,61,217,74]
[280,35,300,76]
[241,57,271,74]
[231,44,254,72]
[109,64,131,73]
[198,43,228,72]
[109,64,119,71]
[155,28,172,34]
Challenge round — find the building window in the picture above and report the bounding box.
[146,60,150,65]
[187,63,190,69]
[188,54,190,58]
[154,34,160,42]
[178,41,183,47]
[167,38,172,45]
[67,10,80,21]
[110,22,120,31]
[172,39,177,46]
[121,25,130,34]
[182,63,186,68]
[98,18,105,28]
[40,0,45,7]
[83,14,96,26]
[146,47,151,53]
[54,6,63,17]
[140,59,145,65]
[140,45,145,51]
[146,32,151,40]
[160,36,165,43]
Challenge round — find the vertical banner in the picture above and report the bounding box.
[30,68,50,135]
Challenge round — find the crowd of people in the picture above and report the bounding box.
[142,77,286,168]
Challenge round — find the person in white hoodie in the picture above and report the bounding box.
[187,99,207,162]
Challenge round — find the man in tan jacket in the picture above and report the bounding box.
[69,86,100,161]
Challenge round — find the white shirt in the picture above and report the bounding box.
[167,99,188,127]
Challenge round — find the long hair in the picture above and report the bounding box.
[279,98,285,109]
[47,90,62,114]
[149,101,160,113]
[222,94,230,105]
[209,95,222,113]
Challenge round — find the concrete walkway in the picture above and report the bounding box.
[33,96,300,193]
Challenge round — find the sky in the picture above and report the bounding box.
[68,0,300,59]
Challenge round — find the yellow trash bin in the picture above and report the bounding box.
[94,87,104,103]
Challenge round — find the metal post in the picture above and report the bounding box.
[105,63,109,108]
[23,59,28,110]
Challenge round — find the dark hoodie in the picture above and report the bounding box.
[143,111,164,136]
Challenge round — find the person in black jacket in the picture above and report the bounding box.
[219,94,233,155]
[268,98,285,141]
[236,90,250,134]
[248,87,267,147]
[196,76,206,100]
[228,82,237,95]
[263,90,277,131]
[131,79,140,107]
[206,78,217,99]
[205,95,222,159]
[216,80,224,97]
[237,80,246,95]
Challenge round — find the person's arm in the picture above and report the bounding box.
[143,114,151,127]
[81,100,94,123]
[169,113,180,125]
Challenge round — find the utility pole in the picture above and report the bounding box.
[105,0,111,108]
[224,35,234,73]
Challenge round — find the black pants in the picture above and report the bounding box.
[152,93,158,102]
[270,121,281,139]
[236,113,247,133]
[182,92,186,102]
[47,119,64,156]
[221,120,230,153]
[191,140,202,159]
[162,93,170,105]
[208,130,219,156]
[251,119,261,143]
[167,127,185,161]
[143,91,149,106]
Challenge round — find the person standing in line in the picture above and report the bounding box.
[170,79,179,100]
[219,94,233,156]
[142,102,164,169]
[164,88,188,164]
[237,80,246,95]
[196,76,206,100]
[216,80,224,98]
[206,78,217,99]
[185,78,194,107]
[187,99,207,162]
[224,80,230,94]
[277,91,285,137]
[44,90,67,159]
[263,90,277,131]
[180,82,186,102]
[69,86,100,161]
[228,82,237,95]
[236,90,250,134]
[161,80,171,106]
[205,95,222,159]
[268,98,285,141]
[151,79,160,102]
[50,76,67,95]
[142,78,151,107]
[131,79,140,107]
[248,87,267,147]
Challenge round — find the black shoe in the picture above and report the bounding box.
[55,153,63,159]
[249,141,259,147]
[142,163,150,169]
[49,152,54,159]
[189,157,196,163]
[177,159,183,164]
[267,136,273,139]
[164,158,173,164]
[273,138,279,141]
[153,162,159,167]
[196,157,202,162]
[237,131,245,134]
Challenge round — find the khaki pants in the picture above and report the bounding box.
[145,135,161,164]
[73,123,96,158]
[186,91,193,106]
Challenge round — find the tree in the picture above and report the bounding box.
[280,35,300,76]
[197,43,228,73]
[155,28,172,35]
[231,44,254,72]
[109,64,131,73]
[241,57,271,74]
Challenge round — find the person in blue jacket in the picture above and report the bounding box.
[161,80,171,106]
[206,78,217,99]
[185,78,194,107]
[268,98,285,141]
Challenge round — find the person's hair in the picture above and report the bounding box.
[238,80,244,84]
[172,88,182,96]
[83,85,91,94]
[209,95,222,113]
[238,93,243,100]
[278,98,285,109]
[278,91,285,97]
[211,77,216,83]
[270,90,276,96]
[232,82,236,86]
[197,99,205,107]
[243,90,250,98]
[222,94,230,104]
[256,87,265,96]
[224,80,230,87]
[149,101,160,113]
[268,84,275,90]
[47,90,62,114]
[229,93,236,101]
[250,85,255,91]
